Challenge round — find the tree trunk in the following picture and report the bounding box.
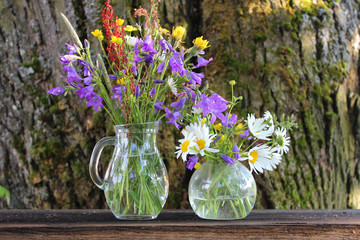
[1,0,359,210]
[202,0,360,209]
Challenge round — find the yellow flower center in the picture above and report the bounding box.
[116,18,124,26]
[196,139,205,150]
[250,150,258,164]
[181,140,190,152]
[192,36,210,50]
[91,29,103,37]
[172,26,186,40]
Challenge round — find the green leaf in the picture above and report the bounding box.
[0,185,10,205]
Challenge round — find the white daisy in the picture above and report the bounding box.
[269,148,282,169]
[247,113,272,140]
[187,120,219,156]
[175,129,196,162]
[125,35,137,46]
[241,145,274,174]
[263,111,275,135]
[167,77,178,96]
[273,127,290,155]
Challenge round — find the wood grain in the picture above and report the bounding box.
[0,209,359,239]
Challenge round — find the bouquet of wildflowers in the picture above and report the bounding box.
[175,81,296,172]
[173,81,297,218]
[48,0,216,218]
[48,0,212,126]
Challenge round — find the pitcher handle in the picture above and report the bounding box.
[89,136,116,190]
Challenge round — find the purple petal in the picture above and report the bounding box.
[154,99,164,114]
[157,62,167,73]
[153,80,164,84]
[75,85,94,98]
[108,74,117,80]
[232,145,240,161]
[149,87,156,97]
[194,57,213,68]
[221,154,234,166]
[135,85,141,98]
[186,155,199,170]
[170,97,186,111]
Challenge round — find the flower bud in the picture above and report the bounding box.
[84,39,90,49]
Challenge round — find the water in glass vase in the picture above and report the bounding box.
[190,194,256,220]
[103,151,168,220]
[188,160,256,220]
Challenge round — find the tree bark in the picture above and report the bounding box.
[1,0,359,210]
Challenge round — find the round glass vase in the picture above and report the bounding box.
[89,121,169,220]
[188,160,256,220]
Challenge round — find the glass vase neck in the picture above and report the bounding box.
[114,121,160,134]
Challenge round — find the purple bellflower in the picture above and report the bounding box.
[193,93,228,124]
[63,65,82,84]
[65,43,77,55]
[75,85,94,98]
[112,85,126,103]
[221,154,235,166]
[154,99,164,114]
[86,93,104,111]
[165,107,182,130]
[170,97,186,111]
[221,113,238,127]
[48,87,65,96]
[157,62,167,74]
[153,80,164,84]
[232,145,240,161]
[159,38,168,51]
[193,56,213,68]
[135,85,141,98]
[239,128,253,140]
[189,72,204,86]
[187,155,199,170]
[149,87,156,98]
[108,74,118,80]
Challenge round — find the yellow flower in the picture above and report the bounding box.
[159,27,169,33]
[172,26,186,40]
[124,25,138,32]
[214,123,222,131]
[192,36,210,50]
[229,80,236,86]
[201,118,206,126]
[116,18,124,26]
[91,29,103,38]
[219,135,225,142]
[117,78,125,85]
[194,162,201,169]
[234,123,244,135]
[111,36,119,43]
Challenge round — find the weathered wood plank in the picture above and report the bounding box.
[0,210,359,239]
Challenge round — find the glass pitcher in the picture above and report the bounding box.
[89,121,169,220]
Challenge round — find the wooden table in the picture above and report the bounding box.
[0,209,359,239]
